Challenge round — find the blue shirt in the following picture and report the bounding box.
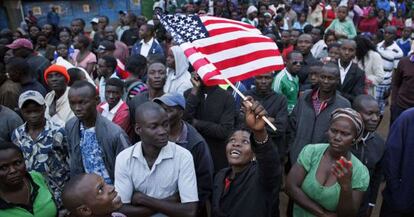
[79,123,112,184]
[377,0,391,13]
[396,38,411,56]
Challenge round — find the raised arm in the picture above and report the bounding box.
[242,96,281,189]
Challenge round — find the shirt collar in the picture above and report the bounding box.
[101,100,124,114]
[140,37,154,46]
[133,141,175,164]
[338,59,352,72]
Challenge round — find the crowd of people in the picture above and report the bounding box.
[0,0,414,217]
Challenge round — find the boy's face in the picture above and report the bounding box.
[402,28,412,39]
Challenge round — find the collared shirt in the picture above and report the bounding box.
[176,121,188,144]
[11,120,69,207]
[100,100,124,121]
[79,123,112,184]
[311,89,330,115]
[99,73,119,102]
[338,59,353,84]
[44,87,74,127]
[115,141,198,207]
[140,37,154,57]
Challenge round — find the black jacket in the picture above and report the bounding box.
[244,89,289,158]
[288,89,351,162]
[297,53,321,89]
[351,132,385,216]
[177,122,214,203]
[337,62,365,103]
[184,87,235,172]
[211,135,281,217]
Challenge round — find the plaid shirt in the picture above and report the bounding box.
[312,89,330,116]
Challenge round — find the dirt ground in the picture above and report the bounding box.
[279,104,391,217]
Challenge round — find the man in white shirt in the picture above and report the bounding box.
[115,102,198,217]
[310,27,327,60]
[336,39,365,103]
[97,77,131,135]
[131,24,164,58]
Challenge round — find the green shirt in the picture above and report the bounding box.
[293,143,369,217]
[0,171,57,217]
[272,69,299,113]
[325,19,357,39]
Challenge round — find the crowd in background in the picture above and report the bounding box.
[0,0,414,217]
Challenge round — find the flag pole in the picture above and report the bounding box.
[223,78,277,131]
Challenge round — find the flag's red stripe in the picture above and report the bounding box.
[202,18,256,29]
[212,49,282,70]
[208,27,257,37]
[197,37,274,55]
[203,65,284,86]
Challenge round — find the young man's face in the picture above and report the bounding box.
[135,108,169,149]
[59,31,71,44]
[402,28,411,39]
[318,70,338,93]
[286,53,304,75]
[337,7,348,21]
[68,87,99,122]
[254,73,273,94]
[71,20,84,35]
[97,59,113,78]
[328,47,341,62]
[47,71,67,92]
[358,100,381,132]
[147,63,167,90]
[297,35,313,55]
[56,44,68,58]
[339,43,356,63]
[21,101,45,126]
[105,85,122,109]
[78,174,122,216]
[159,103,182,127]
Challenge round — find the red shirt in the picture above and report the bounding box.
[358,18,378,34]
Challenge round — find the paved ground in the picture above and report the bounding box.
[279,104,391,217]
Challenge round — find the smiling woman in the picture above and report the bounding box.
[211,97,281,217]
[286,108,370,217]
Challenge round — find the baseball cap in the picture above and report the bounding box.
[118,10,127,15]
[18,90,45,109]
[97,40,116,53]
[153,93,185,109]
[90,17,99,24]
[6,38,33,50]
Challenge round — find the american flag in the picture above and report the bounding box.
[158,13,284,86]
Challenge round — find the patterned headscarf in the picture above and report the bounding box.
[331,108,365,143]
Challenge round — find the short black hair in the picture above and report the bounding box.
[328,42,341,51]
[147,54,166,66]
[0,142,23,157]
[352,94,377,112]
[126,55,147,76]
[76,34,90,47]
[100,55,117,72]
[72,18,85,27]
[135,102,166,123]
[287,50,302,60]
[6,57,30,75]
[67,68,85,86]
[106,77,124,90]
[321,62,340,77]
[70,80,97,97]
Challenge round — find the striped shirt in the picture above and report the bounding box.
[377,41,404,85]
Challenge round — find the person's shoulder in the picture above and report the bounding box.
[0,105,19,117]
[173,141,193,158]
[334,93,351,106]
[117,143,138,160]
[65,116,79,130]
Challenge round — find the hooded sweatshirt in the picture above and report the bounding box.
[164,46,193,95]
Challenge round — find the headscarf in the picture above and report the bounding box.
[331,108,365,142]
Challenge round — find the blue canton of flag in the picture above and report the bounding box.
[158,14,209,44]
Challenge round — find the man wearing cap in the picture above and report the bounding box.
[154,93,214,216]
[44,64,75,127]
[6,38,50,88]
[11,90,70,208]
[90,17,99,40]
[116,11,130,41]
